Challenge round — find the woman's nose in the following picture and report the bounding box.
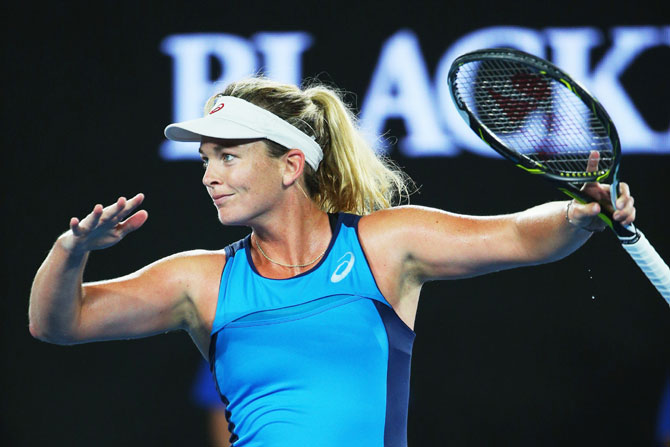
[202,164,221,187]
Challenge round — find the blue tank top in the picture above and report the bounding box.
[209,213,416,446]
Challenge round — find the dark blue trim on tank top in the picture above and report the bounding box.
[221,394,239,445]
[210,242,245,445]
[373,300,416,447]
[208,332,239,445]
[209,239,243,365]
[224,238,246,259]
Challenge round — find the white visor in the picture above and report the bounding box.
[164,96,323,170]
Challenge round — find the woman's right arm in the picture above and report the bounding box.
[28,194,218,348]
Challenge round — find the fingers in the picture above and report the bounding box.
[616,182,631,207]
[69,217,81,234]
[119,209,149,235]
[586,150,600,173]
[570,200,601,219]
[70,194,146,235]
[575,152,636,228]
[120,193,145,219]
[580,151,608,203]
[613,182,636,226]
[107,193,144,221]
[572,181,636,229]
[105,194,148,239]
[70,204,103,235]
[567,200,607,232]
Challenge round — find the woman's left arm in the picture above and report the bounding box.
[360,181,635,283]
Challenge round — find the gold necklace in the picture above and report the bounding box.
[254,236,327,268]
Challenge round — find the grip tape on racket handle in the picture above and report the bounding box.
[620,230,670,305]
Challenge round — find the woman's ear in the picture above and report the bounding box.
[282,149,306,187]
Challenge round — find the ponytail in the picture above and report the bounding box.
[211,78,414,215]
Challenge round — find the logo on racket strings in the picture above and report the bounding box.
[480,71,551,131]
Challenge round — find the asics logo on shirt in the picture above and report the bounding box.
[330,252,355,283]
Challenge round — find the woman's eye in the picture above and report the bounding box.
[222,154,235,162]
[201,159,209,169]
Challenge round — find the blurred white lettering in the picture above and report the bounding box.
[161,26,669,160]
[360,30,453,156]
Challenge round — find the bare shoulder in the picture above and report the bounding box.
[129,248,227,345]
[140,249,227,303]
[123,248,227,284]
[359,205,474,242]
[89,248,228,319]
[358,206,451,264]
[156,248,227,274]
[164,249,228,335]
[176,248,227,294]
[358,206,451,327]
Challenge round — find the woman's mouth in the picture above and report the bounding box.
[211,193,232,206]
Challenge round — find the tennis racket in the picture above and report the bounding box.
[447,47,670,305]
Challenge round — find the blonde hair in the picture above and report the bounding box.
[204,78,414,215]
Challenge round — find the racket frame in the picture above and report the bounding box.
[448,48,622,184]
[447,48,630,236]
[448,47,670,304]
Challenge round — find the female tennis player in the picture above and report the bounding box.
[29,78,636,446]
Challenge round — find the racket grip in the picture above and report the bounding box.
[620,230,670,305]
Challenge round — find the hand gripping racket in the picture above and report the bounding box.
[447,47,670,305]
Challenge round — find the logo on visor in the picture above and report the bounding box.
[330,252,355,283]
[209,103,225,114]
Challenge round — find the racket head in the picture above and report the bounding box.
[448,48,622,183]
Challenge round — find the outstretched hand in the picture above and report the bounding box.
[567,151,636,231]
[61,193,148,254]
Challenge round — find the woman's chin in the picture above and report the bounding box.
[216,209,247,227]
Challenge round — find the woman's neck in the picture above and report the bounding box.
[250,200,332,276]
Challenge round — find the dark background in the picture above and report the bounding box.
[3,1,669,446]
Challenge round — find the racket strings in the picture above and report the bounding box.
[453,59,614,175]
